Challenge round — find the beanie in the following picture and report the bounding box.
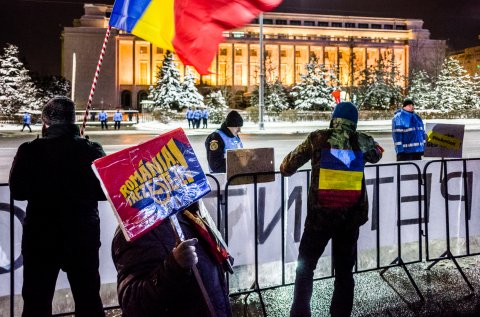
[224,110,243,127]
[42,96,76,126]
[403,99,414,107]
[332,102,358,124]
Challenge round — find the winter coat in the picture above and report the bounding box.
[392,109,426,155]
[113,111,123,122]
[23,113,31,124]
[280,118,382,231]
[205,124,243,173]
[9,124,106,254]
[111,211,232,317]
[193,110,202,120]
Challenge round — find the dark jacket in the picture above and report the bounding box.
[280,118,382,231]
[111,211,232,317]
[205,124,239,173]
[9,124,106,252]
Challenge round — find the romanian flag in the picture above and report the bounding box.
[317,149,364,209]
[109,0,283,75]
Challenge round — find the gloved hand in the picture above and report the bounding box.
[173,238,198,269]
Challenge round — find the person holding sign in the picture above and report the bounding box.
[281,102,383,317]
[392,99,426,161]
[9,96,106,317]
[112,201,233,317]
[205,110,244,173]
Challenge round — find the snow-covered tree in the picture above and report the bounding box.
[0,44,41,119]
[251,79,290,113]
[434,57,478,111]
[180,67,204,109]
[290,57,337,111]
[406,70,435,109]
[34,75,71,103]
[355,55,404,110]
[205,90,228,124]
[148,51,182,120]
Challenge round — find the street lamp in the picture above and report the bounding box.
[259,13,265,130]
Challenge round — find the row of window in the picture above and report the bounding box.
[251,18,407,30]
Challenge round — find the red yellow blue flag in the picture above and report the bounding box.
[109,0,283,74]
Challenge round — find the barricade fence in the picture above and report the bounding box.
[1,158,479,315]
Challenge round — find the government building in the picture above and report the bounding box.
[62,4,445,110]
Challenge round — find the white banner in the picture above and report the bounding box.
[1,159,480,296]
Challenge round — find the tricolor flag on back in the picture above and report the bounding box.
[318,148,364,209]
[109,0,283,74]
[92,128,211,241]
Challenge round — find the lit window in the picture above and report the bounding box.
[281,50,287,57]
[220,48,228,56]
[251,49,257,57]
[235,48,243,56]
[295,51,301,58]
[140,46,148,54]
[156,47,163,54]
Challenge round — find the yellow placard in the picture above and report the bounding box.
[427,131,461,150]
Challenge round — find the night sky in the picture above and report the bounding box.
[1,0,479,76]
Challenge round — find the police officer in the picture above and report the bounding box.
[392,99,426,161]
[205,110,243,173]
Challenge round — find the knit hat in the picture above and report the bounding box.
[332,102,358,124]
[42,96,76,126]
[403,99,414,107]
[224,110,243,127]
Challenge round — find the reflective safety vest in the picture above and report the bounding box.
[217,129,243,157]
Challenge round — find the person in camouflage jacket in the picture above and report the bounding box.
[280,102,383,317]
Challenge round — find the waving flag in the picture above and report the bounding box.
[109,0,283,74]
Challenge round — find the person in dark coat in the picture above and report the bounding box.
[9,96,106,317]
[111,202,232,317]
[281,102,383,317]
[204,110,244,173]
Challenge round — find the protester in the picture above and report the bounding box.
[98,110,108,130]
[113,109,123,130]
[112,201,233,317]
[9,96,106,317]
[202,107,209,129]
[193,107,202,129]
[392,99,426,161]
[186,107,194,129]
[21,112,32,132]
[205,110,244,173]
[280,102,383,317]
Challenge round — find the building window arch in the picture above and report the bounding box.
[137,90,149,112]
[121,90,132,109]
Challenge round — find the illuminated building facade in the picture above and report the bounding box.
[451,43,480,76]
[62,4,445,110]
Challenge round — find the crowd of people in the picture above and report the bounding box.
[10,96,427,316]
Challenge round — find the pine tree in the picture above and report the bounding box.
[250,79,290,113]
[0,44,40,119]
[147,51,182,121]
[355,55,404,110]
[435,57,477,111]
[180,67,204,109]
[34,75,71,103]
[205,90,228,124]
[407,70,435,109]
[290,56,337,111]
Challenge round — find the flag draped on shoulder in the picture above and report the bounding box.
[109,0,283,74]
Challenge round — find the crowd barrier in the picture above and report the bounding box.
[1,158,479,316]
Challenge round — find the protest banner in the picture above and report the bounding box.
[92,128,211,241]
[425,123,465,158]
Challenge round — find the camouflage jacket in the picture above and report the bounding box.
[280,118,382,231]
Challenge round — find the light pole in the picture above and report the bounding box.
[259,13,265,130]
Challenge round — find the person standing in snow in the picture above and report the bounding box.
[281,102,383,317]
[392,99,426,161]
[9,96,106,317]
[202,107,209,129]
[98,110,108,130]
[113,109,123,130]
[21,112,32,132]
[205,110,244,173]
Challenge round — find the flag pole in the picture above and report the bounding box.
[170,214,218,317]
[258,12,265,130]
[80,25,112,136]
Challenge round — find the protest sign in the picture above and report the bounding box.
[425,123,464,158]
[92,128,211,241]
